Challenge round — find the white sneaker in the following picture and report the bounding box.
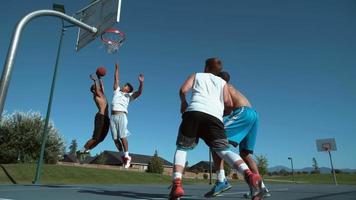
[122,156,131,168]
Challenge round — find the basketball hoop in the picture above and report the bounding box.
[100,28,126,54]
[322,143,331,151]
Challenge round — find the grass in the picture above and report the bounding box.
[1,164,355,185]
[0,164,207,185]
[264,173,356,185]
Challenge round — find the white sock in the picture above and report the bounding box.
[261,181,267,189]
[173,172,182,180]
[124,151,129,157]
[80,147,86,153]
[217,170,226,182]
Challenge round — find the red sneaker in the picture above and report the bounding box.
[245,172,264,200]
[169,179,184,200]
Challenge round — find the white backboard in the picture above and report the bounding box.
[316,138,337,152]
[75,0,122,51]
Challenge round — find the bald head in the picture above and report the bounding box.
[204,57,223,75]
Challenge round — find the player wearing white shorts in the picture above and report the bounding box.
[111,62,144,168]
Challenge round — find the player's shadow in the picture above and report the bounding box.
[78,189,202,200]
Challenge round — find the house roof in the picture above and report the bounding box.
[91,151,173,166]
[61,153,78,163]
[189,161,215,172]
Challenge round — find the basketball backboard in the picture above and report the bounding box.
[75,0,122,51]
[316,138,337,152]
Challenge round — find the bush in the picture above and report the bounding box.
[255,154,268,176]
[147,150,164,174]
[203,173,209,179]
[0,111,65,164]
[232,173,239,179]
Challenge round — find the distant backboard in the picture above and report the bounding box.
[316,138,337,152]
[75,0,122,51]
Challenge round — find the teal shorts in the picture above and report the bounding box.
[223,106,258,154]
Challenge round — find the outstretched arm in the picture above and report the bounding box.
[90,74,104,97]
[113,62,119,90]
[179,74,195,114]
[132,74,144,99]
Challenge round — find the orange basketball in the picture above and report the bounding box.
[96,67,106,77]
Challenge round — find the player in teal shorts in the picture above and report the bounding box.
[205,71,270,198]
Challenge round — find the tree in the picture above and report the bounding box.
[224,162,232,176]
[255,154,268,176]
[147,150,164,174]
[69,139,78,155]
[312,157,320,174]
[0,111,65,164]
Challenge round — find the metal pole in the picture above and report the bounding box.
[291,159,295,183]
[288,157,295,183]
[33,20,65,184]
[0,10,97,119]
[209,148,212,185]
[328,151,338,186]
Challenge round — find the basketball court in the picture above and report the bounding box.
[1,183,356,200]
[0,1,355,200]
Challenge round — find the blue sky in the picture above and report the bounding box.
[1,0,355,169]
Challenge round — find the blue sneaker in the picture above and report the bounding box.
[204,179,232,198]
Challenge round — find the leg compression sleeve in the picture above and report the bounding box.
[173,149,187,167]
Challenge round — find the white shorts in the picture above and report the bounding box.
[110,113,131,140]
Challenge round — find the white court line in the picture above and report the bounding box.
[0,198,15,200]
[0,187,89,192]
[220,188,289,196]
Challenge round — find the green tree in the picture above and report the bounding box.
[0,111,65,164]
[147,150,164,174]
[69,139,78,155]
[312,157,320,174]
[255,154,268,176]
[224,162,232,176]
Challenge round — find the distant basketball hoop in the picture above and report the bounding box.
[316,138,337,152]
[316,138,338,185]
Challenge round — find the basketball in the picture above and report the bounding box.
[96,67,107,77]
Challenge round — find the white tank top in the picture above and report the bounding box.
[112,87,134,113]
[186,73,226,121]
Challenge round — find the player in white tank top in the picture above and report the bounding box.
[170,58,264,200]
[186,72,226,121]
[110,62,144,169]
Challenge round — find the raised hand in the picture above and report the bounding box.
[138,74,144,82]
[90,73,98,81]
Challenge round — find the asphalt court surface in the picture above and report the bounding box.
[0,183,355,200]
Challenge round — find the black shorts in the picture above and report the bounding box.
[176,111,229,150]
[92,113,110,142]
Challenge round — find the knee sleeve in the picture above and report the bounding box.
[173,149,187,167]
[216,150,243,167]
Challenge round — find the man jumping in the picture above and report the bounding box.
[169,58,264,200]
[204,71,270,198]
[79,73,110,157]
[110,62,144,168]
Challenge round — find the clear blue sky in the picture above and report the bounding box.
[1,0,355,169]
